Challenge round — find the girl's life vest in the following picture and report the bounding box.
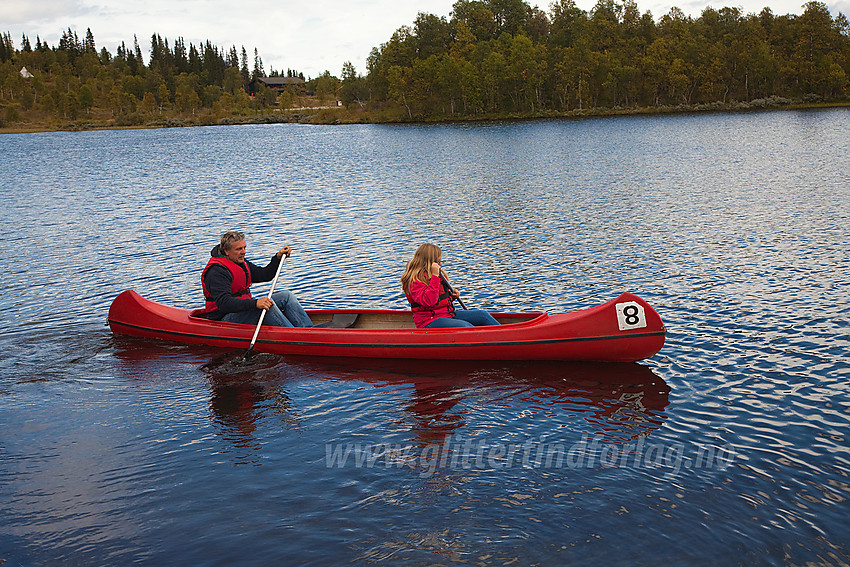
[407,274,455,327]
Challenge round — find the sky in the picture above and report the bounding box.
[2,0,848,79]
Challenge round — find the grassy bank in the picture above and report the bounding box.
[2,98,848,134]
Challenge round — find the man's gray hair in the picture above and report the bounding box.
[220,231,245,251]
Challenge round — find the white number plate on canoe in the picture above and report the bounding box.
[616,301,647,331]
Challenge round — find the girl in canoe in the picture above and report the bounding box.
[401,243,500,329]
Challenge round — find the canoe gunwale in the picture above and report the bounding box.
[108,289,666,362]
[108,317,666,348]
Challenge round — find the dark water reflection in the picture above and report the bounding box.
[88,337,675,564]
[2,111,849,565]
[200,354,671,449]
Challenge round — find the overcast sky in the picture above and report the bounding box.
[3,0,848,79]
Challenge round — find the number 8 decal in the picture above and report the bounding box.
[616,301,646,331]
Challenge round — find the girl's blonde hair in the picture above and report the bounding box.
[401,243,442,294]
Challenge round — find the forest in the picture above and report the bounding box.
[1,0,849,129]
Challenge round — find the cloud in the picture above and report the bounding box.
[2,0,459,77]
[829,0,850,14]
[0,1,87,24]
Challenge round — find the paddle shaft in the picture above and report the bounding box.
[440,272,468,310]
[244,254,287,359]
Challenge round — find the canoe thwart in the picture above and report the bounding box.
[314,313,360,329]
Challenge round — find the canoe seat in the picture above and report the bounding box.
[314,313,359,329]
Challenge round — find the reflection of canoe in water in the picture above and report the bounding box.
[197,358,672,447]
[112,336,671,447]
[302,358,672,431]
[108,289,666,362]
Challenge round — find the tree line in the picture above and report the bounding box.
[352,0,849,119]
[0,28,316,127]
[1,0,849,128]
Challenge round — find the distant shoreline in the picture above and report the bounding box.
[2,100,848,134]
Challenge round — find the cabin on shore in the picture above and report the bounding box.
[252,76,305,95]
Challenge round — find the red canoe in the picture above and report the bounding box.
[107,289,666,362]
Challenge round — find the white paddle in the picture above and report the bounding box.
[243,254,286,361]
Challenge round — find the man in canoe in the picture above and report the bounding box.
[201,230,313,327]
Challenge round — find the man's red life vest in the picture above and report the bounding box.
[201,257,252,313]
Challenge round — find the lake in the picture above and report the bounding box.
[1,110,849,565]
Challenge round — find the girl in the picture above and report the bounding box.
[401,243,500,329]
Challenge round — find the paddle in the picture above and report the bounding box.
[244,254,287,361]
[440,272,468,310]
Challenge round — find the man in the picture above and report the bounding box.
[201,230,313,327]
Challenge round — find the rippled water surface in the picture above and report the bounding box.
[2,110,849,565]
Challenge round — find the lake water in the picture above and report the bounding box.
[1,110,849,565]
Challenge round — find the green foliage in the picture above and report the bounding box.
[2,2,849,129]
[4,104,20,123]
[340,61,369,106]
[312,71,340,98]
[0,28,297,127]
[0,32,14,62]
[277,90,293,109]
[365,0,850,119]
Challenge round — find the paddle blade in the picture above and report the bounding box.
[202,350,281,375]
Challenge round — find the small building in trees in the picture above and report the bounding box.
[252,76,305,95]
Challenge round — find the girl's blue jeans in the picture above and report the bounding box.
[425,309,500,328]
